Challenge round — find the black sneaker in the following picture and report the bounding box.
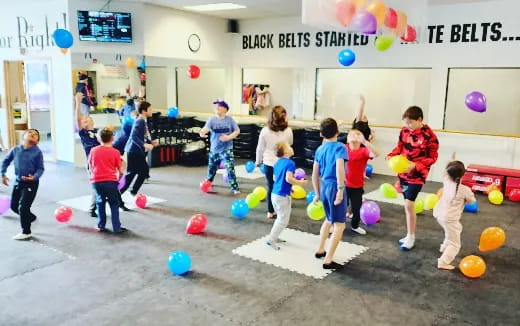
[96,227,109,233]
[90,210,98,218]
[114,227,129,234]
[120,205,131,212]
[315,251,326,259]
[323,261,344,270]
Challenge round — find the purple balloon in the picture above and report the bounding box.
[360,201,380,226]
[351,11,377,35]
[222,173,229,183]
[294,168,306,180]
[117,176,126,191]
[465,91,487,113]
[0,196,10,215]
[219,161,226,169]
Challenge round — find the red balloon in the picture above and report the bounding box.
[55,206,73,223]
[200,180,212,193]
[401,25,417,42]
[394,180,403,194]
[187,65,200,79]
[509,189,520,202]
[384,8,398,28]
[186,214,208,234]
[135,194,147,209]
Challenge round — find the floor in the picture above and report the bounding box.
[0,161,519,326]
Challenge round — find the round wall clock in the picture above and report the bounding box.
[188,34,201,53]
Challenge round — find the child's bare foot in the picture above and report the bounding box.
[437,262,455,270]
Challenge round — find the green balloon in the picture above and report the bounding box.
[307,201,325,221]
[375,36,395,51]
[245,193,260,209]
[380,183,397,198]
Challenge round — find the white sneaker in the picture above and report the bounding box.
[400,237,415,251]
[266,241,280,250]
[232,190,241,195]
[439,244,447,253]
[351,227,367,235]
[13,233,32,240]
[398,235,408,245]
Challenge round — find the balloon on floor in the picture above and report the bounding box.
[245,161,255,173]
[135,194,147,209]
[168,251,191,275]
[380,183,397,198]
[488,190,503,205]
[424,194,439,210]
[231,200,249,219]
[245,193,260,209]
[360,201,380,226]
[459,255,486,278]
[253,186,267,201]
[186,214,207,234]
[464,200,478,213]
[200,180,212,193]
[55,206,73,223]
[0,196,11,215]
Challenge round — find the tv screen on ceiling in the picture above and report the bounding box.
[77,10,132,43]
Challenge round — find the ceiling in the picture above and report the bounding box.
[124,0,498,20]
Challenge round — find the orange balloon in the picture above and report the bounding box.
[125,57,136,68]
[60,48,68,54]
[353,0,367,9]
[437,188,443,198]
[459,255,486,278]
[366,0,387,26]
[479,227,506,252]
[485,184,500,195]
[395,11,407,36]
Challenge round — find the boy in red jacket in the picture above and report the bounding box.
[387,106,439,250]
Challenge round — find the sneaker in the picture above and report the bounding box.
[96,226,109,233]
[398,235,408,245]
[266,213,276,220]
[323,261,344,270]
[13,233,32,240]
[351,227,367,235]
[120,205,131,212]
[144,178,150,184]
[314,251,326,259]
[266,241,280,250]
[439,244,447,253]
[400,238,415,251]
[114,227,129,234]
[30,215,37,223]
[90,210,98,218]
[232,190,241,195]
[130,191,138,196]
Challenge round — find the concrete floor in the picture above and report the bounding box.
[0,161,519,326]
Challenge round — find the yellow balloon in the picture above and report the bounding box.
[424,194,439,210]
[414,199,424,214]
[366,0,386,26]
[352,0,367,9]
[488,190,504,205]
[388,155,411,174]
[125,57,136,69]
[291,185,307,199]
[253,186,267,201]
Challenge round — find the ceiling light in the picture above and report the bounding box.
[184,3,246,12]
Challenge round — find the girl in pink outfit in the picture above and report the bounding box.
[433,160,476,270]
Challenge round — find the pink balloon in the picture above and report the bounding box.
[186,214,208,234]
[384,8,398,28]
[351,11,377,35]
[55,206,73,223]
[360,201,380,225]
[135,194,147,209]
[0,196,10,215]
[335,0,356,27]
[200,180,212,193]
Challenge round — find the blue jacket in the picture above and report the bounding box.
[125,117,147,154]
[113,130,129,156]
[1,145,44,184]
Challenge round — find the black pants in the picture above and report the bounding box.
[120,151,149,195]
[264,164,275,214]
[346,187,364,229]
[11,181,39,234]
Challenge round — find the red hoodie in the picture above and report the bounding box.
[388,124,439,184]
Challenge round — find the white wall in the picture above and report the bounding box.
[177,67,226,113]
[146,66,168,109]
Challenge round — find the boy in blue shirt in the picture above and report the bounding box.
[199,100,241,194]
[266,141,307,250]
[312,118,348,270]
[1,129,44,240]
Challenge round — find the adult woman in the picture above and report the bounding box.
[255,106,293,219]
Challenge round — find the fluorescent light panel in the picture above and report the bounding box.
[184,2,246,11]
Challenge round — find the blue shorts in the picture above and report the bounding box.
[399,178,423,201]
[321,182,347,224]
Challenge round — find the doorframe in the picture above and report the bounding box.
[3,61,26,148]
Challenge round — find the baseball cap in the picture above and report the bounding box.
[213,100,229,111]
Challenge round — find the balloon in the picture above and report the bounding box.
[509,189,520,201]
[365,164,373,177]
[245,161,255,173]
[117,176,126,191]
[260,164,266,174]
[485,184,500,195]
[479,227,506,252]
[222,173,229,184]
[253,186,267,201]
[394,180,403,194]
[167,107,179,118]
[54,206,73,223]
[125,57,136,69]
[200,180,212,193]
[360,201,380,225]
[335,0,356,27]
[307,201,325,220]
[338,49,356,67]
[186,214,208,234]
[437,188,444,198]
[107,124,114,131]
[380,183,397,198]
[306,191,316,204]
[464,200,478,213]
[140,59,146,70]
[459,255,486,278]
[60,48,68,54]
[0,196,11,215]
[488,190,503,205]
[384,8,398,28]
[187,65,200,79]
[294,168,306,180]
[231,200,249,219]
[374,35,394,51]
[291,185,307,199]
[351,11,377,34]
[388,155,411,173]
[424,194,439,210]
[219,161,226,169]
[395,11,408,36]
[352,0,367,9]
[414,199,424,214]
[135,194,147,209]
[465,91,487,113]
[168,251,191,275]
[52,29,73,49]
[401,25,417,42]
[366,0,386,26]
[245,193,261,209]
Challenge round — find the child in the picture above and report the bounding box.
[387,106,439,250]
[1,129,44,240]
[119,98,136,120]
[199,100,241,194]
[75,73,95,115]
[88,128,127,233]
[433,160,475,270]
[352,95,374,143]
[345,129,380,235]
[313,118,348,270]
[265,141,306,250]
[120,101,156,196]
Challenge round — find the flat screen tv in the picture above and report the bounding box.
[77,10,132,43]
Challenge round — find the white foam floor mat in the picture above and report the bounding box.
[232,228,368,279]
[363,190,435,206]
[216,165,264,180]
[58,192,166,215]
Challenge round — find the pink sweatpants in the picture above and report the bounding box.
[437,219,463,265]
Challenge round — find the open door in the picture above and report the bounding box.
[3,61,26,150]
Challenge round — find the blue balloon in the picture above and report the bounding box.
[53,29,73,49]
[140,60,146,70]
[168,251,191,275]
[464,200,478,213]
[365,164,373,177]
[167,107,179,118]
[231,199,249,219]
[245,161,255,173]
[306,191,316,204]
[338,49,356,67]
[260,164,266,174]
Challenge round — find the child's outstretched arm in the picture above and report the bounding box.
[75,92,85,130]
[356,95,366,122]
[312,162,320,203]
[286,171,307,186]
[361,134,380,157]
